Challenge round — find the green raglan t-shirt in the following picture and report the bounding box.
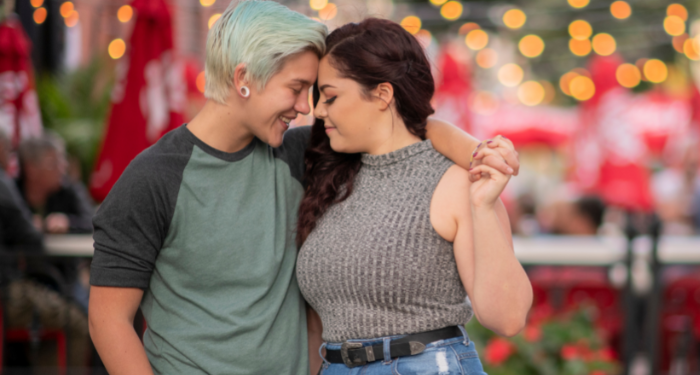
[90,124,311,374]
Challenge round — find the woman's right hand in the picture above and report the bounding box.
[468,151,512,210]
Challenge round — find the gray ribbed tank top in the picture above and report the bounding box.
[296,140,473,343]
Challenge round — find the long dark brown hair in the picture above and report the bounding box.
[296,18,436,246]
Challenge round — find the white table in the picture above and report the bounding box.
[43,234,700,264]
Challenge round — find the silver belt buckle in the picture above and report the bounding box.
[340,342,364,368]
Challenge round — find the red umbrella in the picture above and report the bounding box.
[433,47,472,132]
[0,15,42,175]
[90,0,185,201]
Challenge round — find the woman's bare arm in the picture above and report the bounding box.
[425,118,520,178]
[432,165,532,337]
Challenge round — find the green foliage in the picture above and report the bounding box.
[466,307,621,375]
[36,58,114,183]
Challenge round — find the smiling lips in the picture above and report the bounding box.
[279,115,294,130]
[325,126,336,134]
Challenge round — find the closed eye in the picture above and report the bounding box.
[323,96,337,104]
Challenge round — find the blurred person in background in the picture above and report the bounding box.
[651,140,700,235]
[0,128,89,373]
[16,132,94,234]
[540,194,606,236]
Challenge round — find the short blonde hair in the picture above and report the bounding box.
[205,0,327,103]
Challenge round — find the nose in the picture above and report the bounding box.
[313,101,326,120]
[295,91,311,116]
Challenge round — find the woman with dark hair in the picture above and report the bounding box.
[296,18,533,374]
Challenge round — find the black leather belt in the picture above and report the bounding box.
[325,326,463,368]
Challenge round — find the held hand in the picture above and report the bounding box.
[469,163,511,210]
[45,213,70,234]
[469,135,519,183]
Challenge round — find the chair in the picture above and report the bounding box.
[0,300,68,375]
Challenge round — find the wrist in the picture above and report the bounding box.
[471,202,497,214]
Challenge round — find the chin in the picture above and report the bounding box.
[267,130,286,148]
[329,137,354,154]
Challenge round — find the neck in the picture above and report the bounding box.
[187,99,255,153]
[365,115,421,156]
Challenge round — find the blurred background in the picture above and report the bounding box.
[0,0,699,374]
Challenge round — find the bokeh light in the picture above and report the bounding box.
[540,80,556,104]
[666,4,688,21]
[469,91,499,115]
[569,39,591,56]
[108,39,126,59]
[208,13,221,29]
[440,1,463,21]
[519,35,545,58]
[319,3,338,21]
[636,58,649,81]
[592,33,616,56]
[30,0,43,8]
[310,0,328,11]
[476,48,498,69]
[65,10,79,27]
[401,16,422,35]
[572,68,591,77]
[610,1,631,19]
[430,0,448,6]
[616,63,641,88]
[518,81,545,106]
[664,16,685,36]
[458,22,479,35]
[684,38,700,60]
[643,59,668,83]
[415,29,433,47]
[559,71,579,96]
[568,0,589,9]
[503,9,526,30]
[117,5,133,23]
[200,0,216,6]
[673,34,688,53]
[570,76,595,101]
[569,20,592,41]
[465,29,488,50]
[33,7,47,24]
[498,63,524,87]
[60,2,74,18]
[196,72,206,93]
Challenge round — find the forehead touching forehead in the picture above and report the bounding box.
[272,50,319,86]
[204,0,328,103]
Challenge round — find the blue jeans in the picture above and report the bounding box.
[319,327,487,375]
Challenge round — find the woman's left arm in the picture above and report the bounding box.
[425,118,520,178]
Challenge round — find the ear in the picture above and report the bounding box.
[233,63,249,93]
[371,82,394,111]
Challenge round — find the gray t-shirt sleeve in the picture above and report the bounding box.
[91,152,185,289]
[274,125,311,184]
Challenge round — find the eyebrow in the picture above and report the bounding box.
[319,84,336,91]
[292,79,313,86]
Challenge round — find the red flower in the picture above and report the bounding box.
[523,325,542,342]
[484,337,514,365]
[560,344,579,360]
[595,347,615,361]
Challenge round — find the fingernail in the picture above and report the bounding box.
[473,152,478,157]
[507,167,514,173]
[487,140,493,144]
